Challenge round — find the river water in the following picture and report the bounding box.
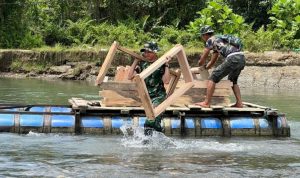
[0,78,299,178]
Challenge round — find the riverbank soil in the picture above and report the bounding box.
[0,49,299,88]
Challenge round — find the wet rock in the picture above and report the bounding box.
[49,65,72,74]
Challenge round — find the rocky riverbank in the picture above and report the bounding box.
[0,49,299,89]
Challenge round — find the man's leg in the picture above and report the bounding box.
[144,116,163,136]
[144,95,165,135]
[228,55,245,108]
[195,80,216,107]
[231,84,243,108]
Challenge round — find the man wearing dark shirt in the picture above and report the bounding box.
[195,25,246,108]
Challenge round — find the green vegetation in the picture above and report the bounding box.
[0,0,299,52]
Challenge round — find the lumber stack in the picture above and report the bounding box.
[99,66,181,107]
[99,79,232,107]
[99,81,142,107]
[171,80,232,107]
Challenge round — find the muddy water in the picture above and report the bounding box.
[0,78,299,177]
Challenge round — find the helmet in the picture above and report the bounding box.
[199,25,214,35]
[140,41,160,53]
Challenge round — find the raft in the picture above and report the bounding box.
[0,98,290,137]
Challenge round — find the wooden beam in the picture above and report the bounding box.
[100,90,141,107]
[190,66,209,80]
[139,45,182,79]
[134,44,194,120]
[154,82,194,117]
[95,41,118,85]
[166,69,181,97]
[193,80,232,89]
[242,102,273,110]
[176,48,193,83]
[117,46,147,61]
[100,81,137,91]
[134,75,155,119]
[114,65,131,81]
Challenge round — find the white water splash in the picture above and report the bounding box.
[120,124,253,152]
[120,124,176,149]
[26,131,43,136]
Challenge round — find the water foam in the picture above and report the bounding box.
[120,124,251,152]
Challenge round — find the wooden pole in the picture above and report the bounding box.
[95,41,118,85]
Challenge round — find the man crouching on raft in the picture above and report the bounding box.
[128,42,171,135]
[195,25,246,108]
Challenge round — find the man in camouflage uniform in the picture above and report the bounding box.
[196,25,246,108]
[128,42,170,135]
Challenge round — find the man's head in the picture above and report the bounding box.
[140,42,160,62]
[199,25,214,41]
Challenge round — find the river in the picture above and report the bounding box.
[0,78,299,177]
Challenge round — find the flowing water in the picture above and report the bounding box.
[0,78,299,178]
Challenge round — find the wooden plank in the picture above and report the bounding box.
[100,90,141,106]
[100,81,136,91]
[173,94,230,106]
[176,48,193,82]
[187,104,213,111]
[223,107,265,112]
[95,41,118,85]
[166,69,181,97]
[101,89,141,101]
[175,80,232,89]
[242,102,271,109]
[138,45,182,79]
[114,66,131,81]
[190,66,209,80]
[70,98,89,107]
[154,82,194,117]
[134,44,194,119]
[134,75,155,119]
[193,80,232,89]
[117,46,147,61]
[165,106,190,111]
[187,104,223,111]
[69,97,89,111]
[186,88,231,97]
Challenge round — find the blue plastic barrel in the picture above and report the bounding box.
[201,117,222,129]
[0,114,14,127]
[29,107,46,112]
[51,115,75,127]
[50,107,72,113]
[111,116,132,128]
[171,118,180,129]
[259,118,271,128]
[230,117,255,129]
[81,116,104,128]
[185,117,195,129]
[20,114,44,127]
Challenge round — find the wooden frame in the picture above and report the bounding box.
[95,42,194,119]
[95,41,147,85]
[134,44,194,119]
[166,69,181,97]
[190,66,209,80]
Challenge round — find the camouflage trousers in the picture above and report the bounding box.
[144,93,166,135]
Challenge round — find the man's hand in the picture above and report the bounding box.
[199,65,206,71]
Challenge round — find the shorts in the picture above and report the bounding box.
[209,53,245,84]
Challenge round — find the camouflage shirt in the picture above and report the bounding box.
[136,61,166,105]
[206,35,241,58]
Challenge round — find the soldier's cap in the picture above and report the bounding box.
[140,42,160,53]
[199,25,214,36]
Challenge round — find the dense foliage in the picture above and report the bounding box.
[0,0,299,52]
